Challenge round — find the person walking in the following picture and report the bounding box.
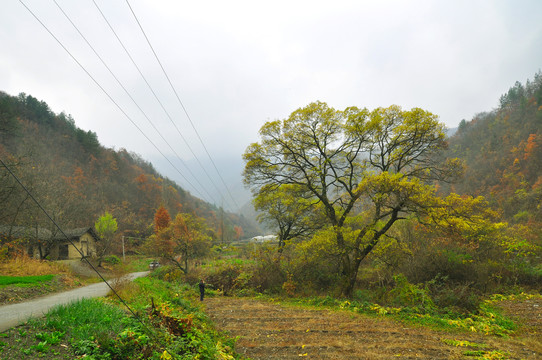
[199,279,205,301]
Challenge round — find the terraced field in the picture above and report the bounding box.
[204,297,541,360]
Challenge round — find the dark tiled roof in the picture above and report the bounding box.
[52,227,100,241]
[0,226,52,240]
[0,226,99,242]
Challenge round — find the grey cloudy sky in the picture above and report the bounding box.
[1,0,541,209]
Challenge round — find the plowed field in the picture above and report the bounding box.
[204,297,541,360]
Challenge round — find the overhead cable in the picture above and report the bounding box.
[94,0,231,209]
[53,0,216,203]
[125,0,241,212]
[19,0,206,202]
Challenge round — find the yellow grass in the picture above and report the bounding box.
[0,255,69,276]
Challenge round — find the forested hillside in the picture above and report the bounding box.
[0,91,258,253]
[445,71,542,224]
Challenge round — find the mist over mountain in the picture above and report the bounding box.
[148,154,251,212]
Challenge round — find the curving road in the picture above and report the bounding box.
[0,271,148,332]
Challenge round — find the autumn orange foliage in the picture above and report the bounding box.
[154,206,171,233]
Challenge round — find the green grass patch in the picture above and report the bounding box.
[0,274,54,286]
[36,298,129,341]
[110,276,240,359]
[123,256,156,272]
[442,338,488,348]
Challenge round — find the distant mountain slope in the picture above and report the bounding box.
[444,71,542,222]
[0,91,260,245]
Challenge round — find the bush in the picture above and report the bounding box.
[205,264,244,295]
[248,246,287,294]
[150,265,183,282]
[103,255,121,265]
[387,274,435,312]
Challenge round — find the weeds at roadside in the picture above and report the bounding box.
[0,276,241,359]
[0,254,70,276]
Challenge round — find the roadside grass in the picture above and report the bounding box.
[105,274,240,359]
[0,255,70,276]
[0,255,85,305]
[122,255,156,272]
[0,275,242,359]
[0,298,140,359]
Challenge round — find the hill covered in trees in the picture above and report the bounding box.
[0,91,259,255]
[444,71,542,224]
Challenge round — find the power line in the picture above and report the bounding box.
[125,0,241,212]
[18,0,206,203]
[0,157,179,359]
[93,0,231,209]
[52,0,216,204]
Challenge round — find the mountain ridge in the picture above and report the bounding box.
[0,91,262,247]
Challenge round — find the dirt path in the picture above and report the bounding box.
[204,297,541,360]
[0,271,148,332]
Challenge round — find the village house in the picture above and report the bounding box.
[0,226,100,260]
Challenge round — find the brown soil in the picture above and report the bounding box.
[0,260,110,306]
[496,298,542,335]
[204,296,542,360]
[0,275,77,305]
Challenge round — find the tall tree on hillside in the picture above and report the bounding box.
[244,102,463,296]
[0,93,20,146]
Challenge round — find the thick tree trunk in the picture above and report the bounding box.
[342,249,364,298]
[340,209,401,297]
[170,257,187,274]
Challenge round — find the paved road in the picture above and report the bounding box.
[0,271,149,332]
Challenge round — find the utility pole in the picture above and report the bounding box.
[121,236,148,260]
[220,198,224,244]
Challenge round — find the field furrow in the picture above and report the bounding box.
[204,296,541,360]
[204,297,463,359]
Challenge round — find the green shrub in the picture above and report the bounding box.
[388,274,435,312]
[205,264,242,295]
[103,255,121,265]
[150,264,183,282]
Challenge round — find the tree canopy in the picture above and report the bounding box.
[243,101,463,296]
[95,212,118,265]
[147,212,211,273]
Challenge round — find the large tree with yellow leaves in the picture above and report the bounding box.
[243,101,469,296]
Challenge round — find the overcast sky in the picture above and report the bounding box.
[1,0,541,210]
